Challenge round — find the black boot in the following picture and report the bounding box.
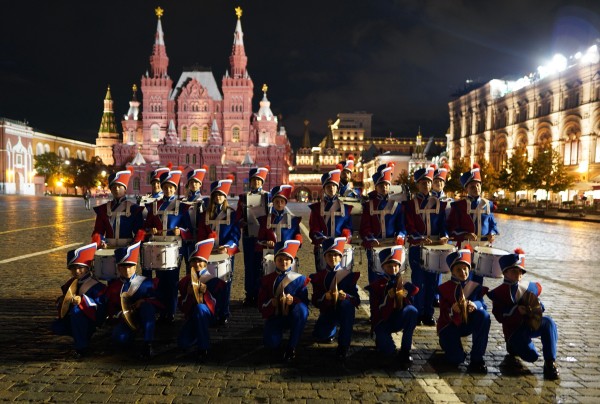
[282,346,296,362]
[543,360,560,380]
[397,349,413,368]
[336,345,349,362]
[467,360,488,374]
[140,343,155,360]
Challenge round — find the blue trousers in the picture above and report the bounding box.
[507,316,558,362]
[178,304,214,351]
[51,311,96,350]
[439,307,490,364]
[366,249,379,283]
[374,305,419,354]
[409,246,441,318]
[312,299,356,347]
[156,260,181,318]
[264,303,309,350]
[242,237,262,299]
[111,302,156,345]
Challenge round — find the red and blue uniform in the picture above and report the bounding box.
[92,196,145,247]
[487,280,558,363]
[365,274,419,355]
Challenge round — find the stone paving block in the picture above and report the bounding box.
[163,385,193,396]
[281,388,320,399]
[77,383,116,394]
[77,392,111,403]
[208,397,243,403]
[138,394,176,403]
[107,393,145,402]
[42,382,81,393]
[136,384,167,395]
[316,389,352,400]
[189,386,221,397]
[50,391,84,401]
[0,390,22,401]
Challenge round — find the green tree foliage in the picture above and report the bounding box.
[477,158,500,197]
[34,152,62,182]
[445,158,470,196]
[498,149,530,206]
[527,147,574,206]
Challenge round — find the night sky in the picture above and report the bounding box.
[2,0,600,149]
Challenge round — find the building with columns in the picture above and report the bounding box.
[448,45,600,202]
[101,6,292,196]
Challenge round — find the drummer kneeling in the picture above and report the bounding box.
[177,238,226,362]
[104,242,163,360]
[51,243,106,359]
[258,240,310,362]
[487,249,559,380]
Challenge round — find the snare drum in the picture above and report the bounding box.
[207,253,232,282]
[262,253,299,276]
[473,246,509,278]
[420,244,456,273]
[142,241,179,270]
[317,245,355,271]
[93,249,118,281]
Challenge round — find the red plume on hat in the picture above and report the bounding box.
[226,174,235,181]
[336,163,344,170]
[127,166,134,174]
[430,164,438,170]
[166,162,173,169]
[387,162,395,168]
[264,165,271,171]
[202,165,209,171]
[473,163,480,169]
[347,154,355,161]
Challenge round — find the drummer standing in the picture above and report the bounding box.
[182,167,208,276]
[339,156,360,198]
[195,177,241,325]
[236,166,270,307]
[487,248,560,380]
[258,240,309,362]
[104,241,163,359]
[404,165,448,326]
[177,238,226,362]
[309,237,360,361]
[51,243,106,358]
[359,163,406,282]
[144,169,193,323]
[91,167,145,249]
[308,169,353,272]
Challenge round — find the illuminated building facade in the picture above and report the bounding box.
[1,117,95,195]
[448,45,600,201]
[103,7,292,196]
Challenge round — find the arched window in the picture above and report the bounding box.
[65,148,70,158]
[232,127,240,142]
[132,177,140,192]
[58,147,65,158]
[128,129,135,144]
[44,144,50,153]
[192,154,197,164]
[209,165,217,181]
[151,124,160,142]
[77,150,82,159]
[36,143,44,155]
[191,127,199,142]
[202,126,209,143]
[564,137,580,165]
[181,127,188,142]
[82,151,87,160]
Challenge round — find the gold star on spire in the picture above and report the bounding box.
[235,6,243,19]
[262,84,268,94]
[155,6,164,19]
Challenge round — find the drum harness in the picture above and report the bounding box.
[274,271,302,299]
[266,208,293,242]
[467,197,492,243]
[369,198,398,242]
[152,198,181,236]
[107,200,132,241]
[320,198,346,237]
[244,192,269,238]
[205,207,232,247]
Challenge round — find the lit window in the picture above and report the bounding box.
[192,127,199,142]
[202,126,209,142]
[232,127,240,142]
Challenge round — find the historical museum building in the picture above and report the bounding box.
[448,45,600,201]
[97,7,292,196]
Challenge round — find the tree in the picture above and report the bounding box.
[34,152,62,182]
[498,149,530,206]
[527,147,575,207]
[445,158,470,197]
[476,158,500,197]
[65,157,107,194]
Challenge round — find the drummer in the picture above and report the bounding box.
[404,165,448,326]
[365,246,419,368]
[338,155,360,198]
[431,163,452,306]
[308,169,353,272]
[91,167,145,250]
[487,248,559,380]
[177,238,226,362]
[143,169,193,323]
[257,185,303,249]
[359,163,406,282]
[51,243,106,359]
[257,240,309,362]
[147,164,171,201]
[437,245,490,374]
[309,237,360,361]
[195,176,240,325]
[236,166,270,307]
[104,241,163,359]
[182,166,208,276]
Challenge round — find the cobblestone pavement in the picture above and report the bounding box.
[0,195,599,403]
